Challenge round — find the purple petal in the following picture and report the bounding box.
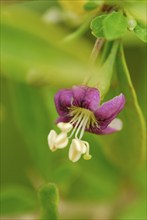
[72,85,100,111]
[94,93,125,129]
[54,89,73,116]
[56,115,71,124]
[86,118,123,135]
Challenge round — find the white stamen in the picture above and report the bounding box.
[68,112,84,138]
[79,115,89,139]
[69,139,91,162]
[80,141,87,154]
[69,139,85,162]
[48,107,97,162]
[57,122,73,132]
[47,130,57,152]
[83,154,92,160]
[69,111,81,124]
[55,132,68,149]
[75,114,87,139]
[83,141,92,160]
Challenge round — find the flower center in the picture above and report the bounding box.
[68,106,98,140]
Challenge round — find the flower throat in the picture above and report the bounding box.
[68,106,98,140]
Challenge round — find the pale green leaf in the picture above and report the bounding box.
[134,22,147,42]
[1,6,91,87]
[84,2,98,11]
[125,1,147,25]
[7,81,56,180]
[90,15,107,38]
[103,11,128,40]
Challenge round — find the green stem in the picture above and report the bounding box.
[89,38,105,66]
[38,183,59,220]
[83,38,104,85]
[116,44,146,160]
[62,17,91,43]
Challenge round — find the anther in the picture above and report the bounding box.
[47,130,57,152]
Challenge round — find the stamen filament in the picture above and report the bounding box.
[79,115,89,140]
[68,112,84,138]
[75,114,87,139]
[82,141,92,160]
[70,111,81,124]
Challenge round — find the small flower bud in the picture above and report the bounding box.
[128,19,137,31]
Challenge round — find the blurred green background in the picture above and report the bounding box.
[0,1,146,219]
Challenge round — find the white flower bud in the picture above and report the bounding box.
[128,19,137,31]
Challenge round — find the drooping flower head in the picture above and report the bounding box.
[48,85,125,162]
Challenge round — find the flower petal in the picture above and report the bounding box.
[54,89,73,116]
[56,115,71,124]
[94,93,125,129]
[108,118,123,131]
[86,118,123,135]
[72,85,100,111]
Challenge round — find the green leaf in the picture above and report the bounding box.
[1,5,91,87]
[0,185,37,215]
[134,22,147,42]
[103,11,128,40]
[7,81,57,180]
[90,15,107,38]
[125,1,146,24]
[84,1,98,11]
[99,44,146,171]
[38,183,59,220]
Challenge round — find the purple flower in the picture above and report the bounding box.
[55,85,125,134]
[48,85,126,162]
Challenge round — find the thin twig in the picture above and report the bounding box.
[89,38,105,66]
[83,38,105,85]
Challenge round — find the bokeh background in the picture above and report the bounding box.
[1,1,146,219]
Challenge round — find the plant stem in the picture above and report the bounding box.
[83,38,104,85]
[63,17,91,43]
[89,38,105,66]
[38,183,59,220]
